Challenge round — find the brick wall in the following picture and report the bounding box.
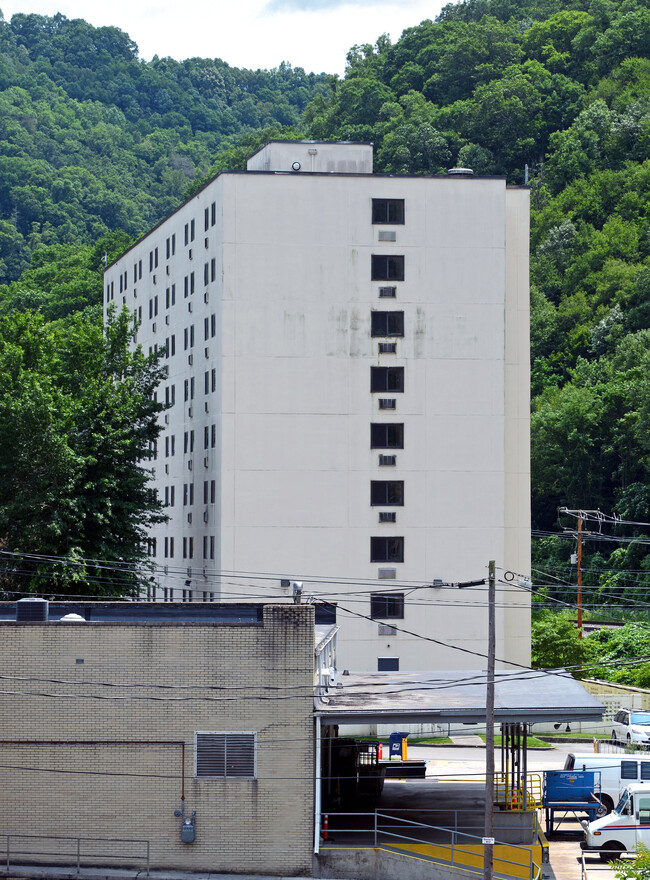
[0,604,315,875]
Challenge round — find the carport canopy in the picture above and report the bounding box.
[315,668,604,726]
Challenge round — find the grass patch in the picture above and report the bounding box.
[477,734,551,748]
[536,732,599,739]
[407,736,453,745]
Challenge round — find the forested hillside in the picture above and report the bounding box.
[2,0,650,610]
[0,10,328,282]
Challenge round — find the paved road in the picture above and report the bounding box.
[407,740,578,779]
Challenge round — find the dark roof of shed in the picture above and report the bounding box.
[0,600,336,626]
[315,669,604,725]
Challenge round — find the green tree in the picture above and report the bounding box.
[613,843,650,879]
[0,307,166,597]
[531,611,587,670]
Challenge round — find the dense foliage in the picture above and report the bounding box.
[3,0,650,612]
[0,307,166,596]
[532,611,650,687]
[0,10,328,283]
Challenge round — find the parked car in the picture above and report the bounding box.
[581,782,650,861]
[612,709,650,745]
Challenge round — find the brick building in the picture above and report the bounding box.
[0,602,318,875]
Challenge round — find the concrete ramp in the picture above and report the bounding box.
[315,846,475,880]
[316,841,542,880]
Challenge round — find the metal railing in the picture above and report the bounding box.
[581,848,631,880]
[496,772,543,810]
[320,810,542,880]
[0,833,150,875]
[596,739,650,754]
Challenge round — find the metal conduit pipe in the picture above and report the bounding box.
[0,740,186,804]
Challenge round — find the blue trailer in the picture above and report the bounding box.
[544,770,605,835]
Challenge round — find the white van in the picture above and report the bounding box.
[565,752,650,814]
[582,782,650,861]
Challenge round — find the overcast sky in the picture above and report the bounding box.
[0,0,448,75]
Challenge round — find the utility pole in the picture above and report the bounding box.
[483,560,496,880]
[576,514,583,639]
[560,508,601,639]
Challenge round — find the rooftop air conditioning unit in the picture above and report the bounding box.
[16,598,49,622]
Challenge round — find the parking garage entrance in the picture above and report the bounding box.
[312,669,604,880]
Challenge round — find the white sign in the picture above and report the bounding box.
[482,837,495,845]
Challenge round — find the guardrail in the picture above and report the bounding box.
[581,847,631,880]
[496,772,543,810]
[377,813,541,880]
[320,810,542,880]
[0,833,150,875]
[596,739,650,754]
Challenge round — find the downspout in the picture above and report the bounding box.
[314,714,322,855]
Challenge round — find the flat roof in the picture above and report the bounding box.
[315,669,605,725]
[104,166,513,271]
[0,600,336,627]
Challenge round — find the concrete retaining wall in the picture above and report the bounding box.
[315,847,475,880]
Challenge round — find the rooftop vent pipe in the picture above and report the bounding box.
[16,597,49,622]
[447,167,474,177]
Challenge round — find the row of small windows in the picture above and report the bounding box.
[167,535,215,560]
[164,478,216,506]
[179,479,217,505]
[109,198,395,303]
[165,535,219,559]
[116,253,392,304]
[162,425,216,456]
[167,372,217,401]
